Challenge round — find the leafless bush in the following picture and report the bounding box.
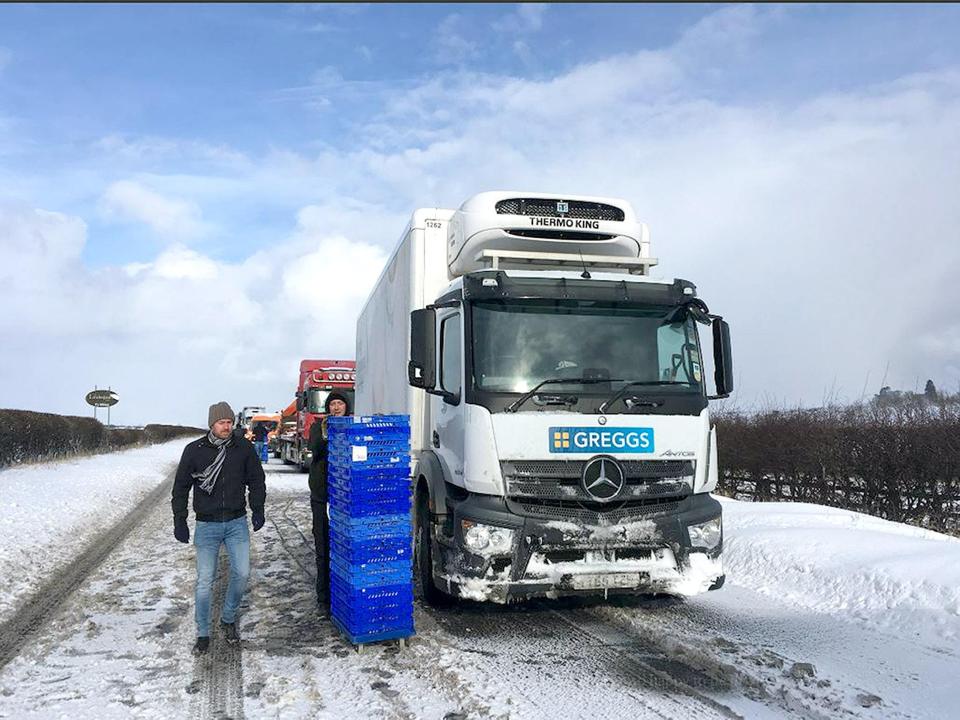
[0,409,204,468]
[715,399,960,535]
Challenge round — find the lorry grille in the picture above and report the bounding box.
[502,459,692,524]
[503,459,693,499]
[495,198,625,222]
[509,498,682,525]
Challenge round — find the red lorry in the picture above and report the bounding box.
[278,359,356,471]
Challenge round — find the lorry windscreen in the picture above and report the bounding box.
[305,388,355,414]
[471,299,704,396]
[305,389,331,414]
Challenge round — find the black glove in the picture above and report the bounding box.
[174,517,190,544]
[252,510,265,532]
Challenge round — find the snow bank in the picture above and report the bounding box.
[719,496,960,650]
[0,439,186,625]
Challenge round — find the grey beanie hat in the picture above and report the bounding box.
[208,401,235,428]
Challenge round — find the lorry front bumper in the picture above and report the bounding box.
[433,492,723,603]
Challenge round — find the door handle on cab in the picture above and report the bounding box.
[432,430,440,448]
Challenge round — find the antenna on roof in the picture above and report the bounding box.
[578,248,591,279]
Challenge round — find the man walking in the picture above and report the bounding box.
[172,401,266,655]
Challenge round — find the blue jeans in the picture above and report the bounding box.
[194,516,250,637]
[254,441,268,462]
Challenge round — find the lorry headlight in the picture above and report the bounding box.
[688,517,722,550]
[462,520,515,554]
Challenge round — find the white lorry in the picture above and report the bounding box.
[356,191,733,605]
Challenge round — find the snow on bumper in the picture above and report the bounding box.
[434,493,724,603]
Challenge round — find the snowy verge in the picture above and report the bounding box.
[0,439,187,625]
[718,496,960,652]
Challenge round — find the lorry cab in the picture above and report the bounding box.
[279,360,356,470]
[357,192,733,605]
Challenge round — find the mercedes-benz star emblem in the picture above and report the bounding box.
[581,456,625,502]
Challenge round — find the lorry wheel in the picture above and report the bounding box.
[415,491,455,608]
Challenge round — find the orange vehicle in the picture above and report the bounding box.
[249,412,281,455]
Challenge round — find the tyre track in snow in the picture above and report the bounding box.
[422,599,743,719]
[0,470,175,672]
[269,486,752,719]
[187,553,247,720]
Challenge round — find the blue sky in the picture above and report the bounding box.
[2,4,960,424]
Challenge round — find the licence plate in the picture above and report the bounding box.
[569,573,641,590]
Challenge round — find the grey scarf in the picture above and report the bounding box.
[192,431,232,494]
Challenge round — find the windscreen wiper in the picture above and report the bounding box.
[506,377,625,413]
[598,380,692,414]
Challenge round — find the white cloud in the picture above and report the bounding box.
[94,135,249,170]
[99,180,208,240]
[434,14,479,66]
[493,3,548,33]
[0,200,387,424]
[0,204,85,282]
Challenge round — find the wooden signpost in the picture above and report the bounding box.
[85,387,119,426]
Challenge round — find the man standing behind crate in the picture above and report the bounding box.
[172,401,267,655]
[308,390,350,614]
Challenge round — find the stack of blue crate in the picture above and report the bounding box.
[327,414,414,646]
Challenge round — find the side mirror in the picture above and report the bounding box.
[408,308,437,390]
[712,318,734,397]
[295,393,304,411]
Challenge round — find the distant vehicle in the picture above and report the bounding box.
[249,412,281,455]
[237,405,266,428]
[278,360,356,471]
[356,191,734,605]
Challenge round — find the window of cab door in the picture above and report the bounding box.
[439,313,462,399]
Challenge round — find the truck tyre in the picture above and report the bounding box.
[415,491,454,608]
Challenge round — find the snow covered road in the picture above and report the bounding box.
[1,451,958,718]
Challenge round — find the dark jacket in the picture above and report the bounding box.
[172,435,266,522]
[307,418,329,501]
[252,423,269,442]
[307,390,351,501]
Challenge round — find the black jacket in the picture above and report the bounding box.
[307,418,328,501]
[308,390,352,501]
[172,435,266,522]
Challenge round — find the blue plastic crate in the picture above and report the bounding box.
[331,534,411,565]
[328,414,410,430]
[329,492,411,517]
[328,427,410,441]
[330,580,413,608]
[330,519,409,541]
[332,604,413,634]
[328,476,410,496]
[329,488,409,508]
[331,557,411,587]
[329,467,410,489]
[330,499,412,520]
[328,475,410,496]
[331,597,412,625]
[329,435,410,451]
[329,509,411,535]
[328,490,410,511]
[329,457,410,471]
[329,452,411,471]
[330,614,414,646]
[329,446,411,463]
